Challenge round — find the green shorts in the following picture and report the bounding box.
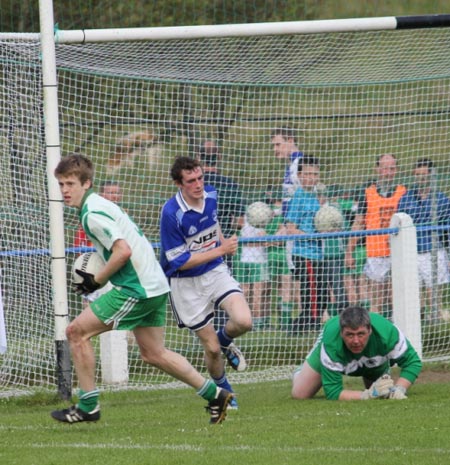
[343,245,367,276]
[235,262,269,284]
[268,248,290,277]
[90,288,168,330]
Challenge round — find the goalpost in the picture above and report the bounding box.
[1,5,450,396]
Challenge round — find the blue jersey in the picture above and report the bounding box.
[285,185,322,260]
[160,185,223,278]
[398,187,450,253]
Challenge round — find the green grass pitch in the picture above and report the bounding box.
[1,366,450,465]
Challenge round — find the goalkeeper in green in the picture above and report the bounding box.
[292,305,422,400]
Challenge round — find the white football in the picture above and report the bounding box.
[72,252,105,284]
[246,201,273,228]
[314,204,344,232]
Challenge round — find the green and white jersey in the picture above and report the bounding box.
[307,312,422,400]
[79,190,170,299]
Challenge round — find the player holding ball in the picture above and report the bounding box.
[51,154,233,425]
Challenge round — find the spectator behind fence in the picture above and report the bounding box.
[265,186,296,330]
[197,139,245,238]
[341,187,370,309]
[285,155,328,332]
[235,209,270,331]
[318,185,349,319]
[270,127,304,327]
[345,154,406,316]
[397,158,450,322]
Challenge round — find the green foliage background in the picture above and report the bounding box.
[3,0,450,32]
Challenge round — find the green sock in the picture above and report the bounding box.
[78,388,100,413]
[280,303,293,328]
[197,380,218,402]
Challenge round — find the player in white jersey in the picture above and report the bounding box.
[51,154,232,425]
[160,156,253,409]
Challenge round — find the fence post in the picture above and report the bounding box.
[390,212,422,358]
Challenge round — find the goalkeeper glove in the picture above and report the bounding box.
[73,269,101,295]
[361,374,394,400]
[389,385,408,400]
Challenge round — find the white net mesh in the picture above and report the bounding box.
[1,26,450,394]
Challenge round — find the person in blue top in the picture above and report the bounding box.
[160,156,253,410]
[285,155,326,333]
[271,127,304,328]
[398,158,450,320]
[270,127,304,217]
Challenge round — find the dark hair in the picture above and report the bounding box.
[339,306,371,332]
[170,156,202,183]
[270,126,297,143]
[54,154,94,185]
[298,155,320,172]
[100,180,120,190]
[198,142,219,166]
[415,158,434,170]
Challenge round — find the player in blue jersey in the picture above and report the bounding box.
[160,156,253,409]
[51,154,232,425]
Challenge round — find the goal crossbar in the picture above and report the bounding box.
[2,14,450,43]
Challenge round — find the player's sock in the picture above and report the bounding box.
[77,388,100,413]
[217,327,233,348]
[280,302,293,330]
[212,372,234,393]
[197,379,218,402]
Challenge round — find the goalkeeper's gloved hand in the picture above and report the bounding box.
[389,385,408,400]
[72,269,101,295]
[361,374,394,400]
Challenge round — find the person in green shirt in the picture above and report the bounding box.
[292,305,422,400]
[51,154,232,425]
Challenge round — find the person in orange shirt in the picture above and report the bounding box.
[345,154,406,316]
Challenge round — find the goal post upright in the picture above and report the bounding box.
[39,0,71,400]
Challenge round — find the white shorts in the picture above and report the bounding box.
[169,263,242,331]
[418,249,450,288]
[364,257,391,283]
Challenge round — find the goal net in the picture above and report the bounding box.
[2,20,450,395]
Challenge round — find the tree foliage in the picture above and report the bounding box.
[3,1,450,33]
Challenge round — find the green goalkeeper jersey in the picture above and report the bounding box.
[306,313,422,400]
[79,190,170,300]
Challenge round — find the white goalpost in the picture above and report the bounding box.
[1,3,450,396]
